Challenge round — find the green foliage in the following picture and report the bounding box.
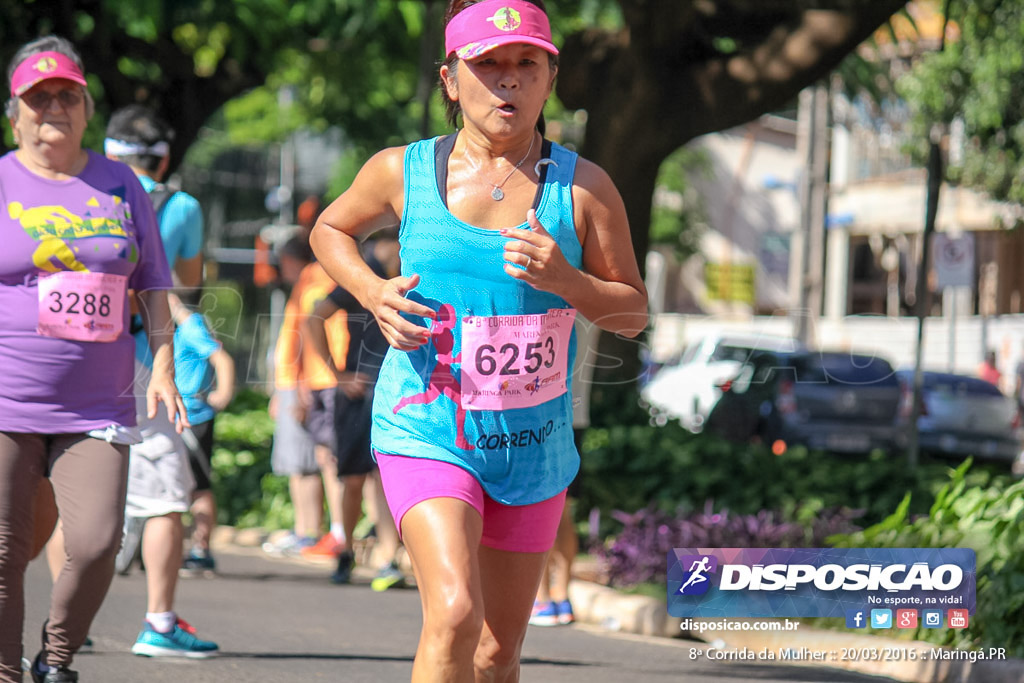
[214,2,435,147]
[898,0,1024,206]
[830,460,1024,657]
[648,145,711,261]
[578,410,1011,539]
[211,389,292,529]
[198,279,247,357]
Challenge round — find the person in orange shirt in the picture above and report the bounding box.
[264,238,325,556]
[264,234,350,559]
[292,261,350,560]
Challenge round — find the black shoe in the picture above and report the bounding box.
[330,550,356,584]
[27,651,78,683]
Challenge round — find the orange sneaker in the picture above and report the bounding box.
[300,533,344,560]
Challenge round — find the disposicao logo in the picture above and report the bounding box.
[487,7,522,31]
[667,548,976,619]
[677,555,718,596]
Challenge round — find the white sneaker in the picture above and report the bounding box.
[115,516,146,575]
[262,532,301,556]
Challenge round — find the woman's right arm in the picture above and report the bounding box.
[310,146,436,350]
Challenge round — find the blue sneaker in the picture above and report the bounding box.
[528,600,559,627]
[555,599,575,625]
[131,620,218,658]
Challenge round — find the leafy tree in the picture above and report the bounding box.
[0,0,429,170]
[556,0,909,275]
[898,0,1024,207]
[1,0,910,387]
[554,0,908,389]
[3,1,909,225]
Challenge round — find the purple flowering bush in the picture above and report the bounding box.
[595,502,863,588]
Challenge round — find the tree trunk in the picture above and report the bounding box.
[556,1,909,387]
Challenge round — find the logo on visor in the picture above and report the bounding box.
[487,7,522,31]
[33,57,58,74]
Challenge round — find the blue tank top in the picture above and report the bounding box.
[371,136,583,506]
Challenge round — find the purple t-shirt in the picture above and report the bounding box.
[0,150,172,433]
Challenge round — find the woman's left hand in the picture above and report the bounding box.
[146,370,189,433]
[502,209,577,295]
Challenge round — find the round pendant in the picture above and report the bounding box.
[491,187,505,201]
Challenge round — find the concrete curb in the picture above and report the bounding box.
[567,580,681,638]
[213,528,1024,683]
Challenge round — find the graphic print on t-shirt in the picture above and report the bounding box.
[391,303,473,451]
[8,195,136,342]
[8,195,135,273]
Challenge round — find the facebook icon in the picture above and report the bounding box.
[845,609,867,629]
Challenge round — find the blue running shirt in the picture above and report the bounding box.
[371,137,583,505]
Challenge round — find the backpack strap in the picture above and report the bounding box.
[147,183,176,218]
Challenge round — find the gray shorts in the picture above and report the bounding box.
[271,389,318,475]
[305,388,336,449]
[126,421,196,518]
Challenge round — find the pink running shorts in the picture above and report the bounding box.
[374,451,567,553]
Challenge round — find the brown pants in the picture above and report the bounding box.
[0,432,128,682]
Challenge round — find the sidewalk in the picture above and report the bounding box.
[213,528,1024,683]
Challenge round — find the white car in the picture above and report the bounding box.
[640,333,803,432]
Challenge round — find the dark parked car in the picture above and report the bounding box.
[894,369,1022,462]
[705,350,901,454]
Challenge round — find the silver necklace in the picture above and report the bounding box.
[472,134,536,201]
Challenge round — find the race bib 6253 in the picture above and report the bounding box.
[460,308,575,411]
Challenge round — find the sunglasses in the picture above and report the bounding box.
[22,88,83,111]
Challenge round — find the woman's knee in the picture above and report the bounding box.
[63,519,123,565]
[423,589,484,645]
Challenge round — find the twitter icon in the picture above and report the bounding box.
[871,609,893,629]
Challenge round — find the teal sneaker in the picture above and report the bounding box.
[370,562,406,592]
[131,620,219,658]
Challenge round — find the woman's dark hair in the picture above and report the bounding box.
[439,0,557,133]
[106,104,174,173]
[277,235,313,264]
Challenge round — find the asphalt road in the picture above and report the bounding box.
[21,547,900,682]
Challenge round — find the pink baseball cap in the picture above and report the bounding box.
[10,51,87,98]
[445,0,558,60]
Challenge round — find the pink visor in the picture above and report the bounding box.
[10,51,87,98]
[445,0,558,60]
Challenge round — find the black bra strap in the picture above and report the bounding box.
[531,139,554,211]
[434,133,458,208]
[434,134,553,211]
